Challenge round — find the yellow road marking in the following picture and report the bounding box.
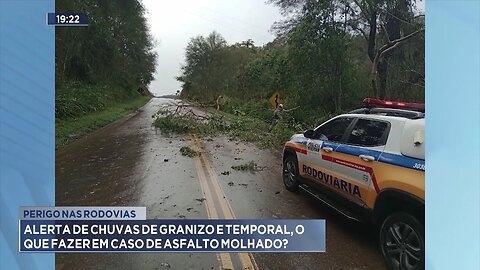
[199,153,234,219]
[192,151,218,219]
[198,151,257,270]
[191,139,234,270]
[191,137,259,270]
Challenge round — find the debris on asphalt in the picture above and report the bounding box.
[180,146,200,157]
[160,262,171,268]
[231,160,265,172]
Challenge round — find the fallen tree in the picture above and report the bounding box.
[151,102,297,149]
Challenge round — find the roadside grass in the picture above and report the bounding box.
[152,106,298,149]
[56,81,145,119]
[56,96,151,147]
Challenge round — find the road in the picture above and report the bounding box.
[55,97,387,270]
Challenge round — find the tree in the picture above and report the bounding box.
[371,23,423,98]
[56,0,157,90]
[177,31,229,99]
[348,0,424,98]
[288,0,349,112]
[240,39,255,48]
[181,31,226,77]
[269,0,425,99]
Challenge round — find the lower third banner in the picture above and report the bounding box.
[19,219,325,252]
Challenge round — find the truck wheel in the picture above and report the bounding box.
[380,212,424,270]
[283,154,300,192]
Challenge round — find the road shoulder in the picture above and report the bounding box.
[55,95,151,147]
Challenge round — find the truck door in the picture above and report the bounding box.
[329,118,390,206]
[302,117,355,189]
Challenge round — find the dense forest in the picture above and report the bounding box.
[178,0,424,125]
[55,0,157,119]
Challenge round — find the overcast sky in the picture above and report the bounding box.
[142,0,283,96]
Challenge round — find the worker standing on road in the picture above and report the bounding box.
[216,95,226,111]
[273,104,285,119]
[269,104,300,132]
[270,104,286,131]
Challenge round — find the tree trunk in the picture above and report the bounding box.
[371,29,424,99]
[377,59,388,99]
[338,77,342,112]
[367,9,377,96]
[371,55,379,98]
[367,10,377,62]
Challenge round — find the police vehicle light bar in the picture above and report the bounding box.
[363,98,425,112]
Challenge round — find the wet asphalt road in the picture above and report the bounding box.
[55,98,387,270]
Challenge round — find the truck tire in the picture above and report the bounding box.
[380,212,424,270]
[283,154,300,192]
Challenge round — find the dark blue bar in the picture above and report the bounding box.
[47,13,88,26]
[19,219,325,252]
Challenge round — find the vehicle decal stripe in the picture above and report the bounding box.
[322,155,380,193]
[334,144,424,172]
[296,139,308,145]
[378,152,425,172]
[335,144,382,160]
[286,145,307,155]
